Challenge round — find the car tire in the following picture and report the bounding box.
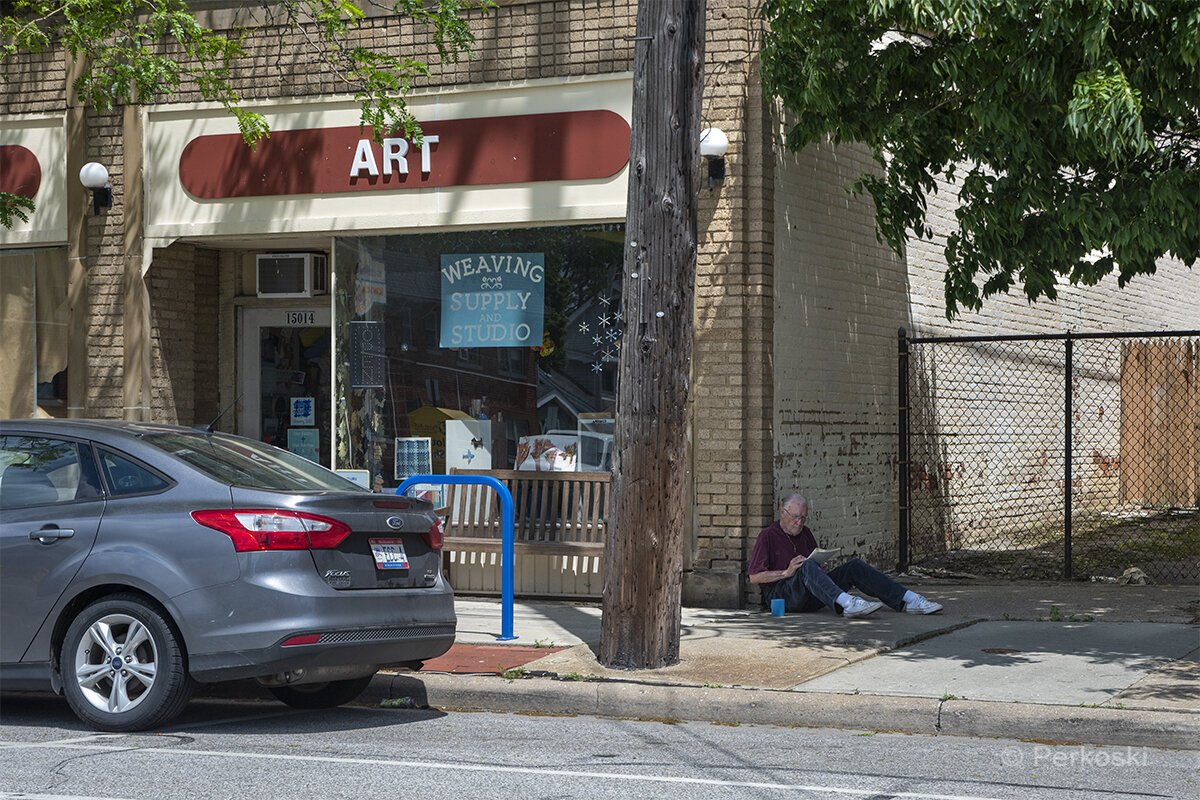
[268,674,375,709]
[61,594,193,732]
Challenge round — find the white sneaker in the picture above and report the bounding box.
[840,596,883,618]
[904,594,943,615]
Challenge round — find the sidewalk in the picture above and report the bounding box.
[367,581,1200,749]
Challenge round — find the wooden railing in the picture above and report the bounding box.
[444,468,609,554]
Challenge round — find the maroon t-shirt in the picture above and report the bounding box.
[747,521,818,579]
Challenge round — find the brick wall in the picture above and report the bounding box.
[773,131,1200,574]
[0,49,66,113]
[147,243,220,425]
[903,174,1200,559]
[771,138,908,575]
[687,0,776,606]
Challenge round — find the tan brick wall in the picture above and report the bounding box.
[0,49,66,113]
[688,1,776,606]
[146,243,220,425]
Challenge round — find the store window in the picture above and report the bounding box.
[0,249,70,418]
[334,224,624,488]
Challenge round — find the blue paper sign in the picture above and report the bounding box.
[287,428,321,463]
[440,253,545,348]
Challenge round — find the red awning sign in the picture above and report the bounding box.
[179,110,631,200]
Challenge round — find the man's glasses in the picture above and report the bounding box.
[782,507,807,521]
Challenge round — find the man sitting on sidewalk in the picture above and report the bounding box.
[749,493,943,618]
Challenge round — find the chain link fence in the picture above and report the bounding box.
[899,330,1199,584]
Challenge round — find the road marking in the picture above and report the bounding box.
[0,740,1025,800]
[0,734,125,749]
[0,794,138,800]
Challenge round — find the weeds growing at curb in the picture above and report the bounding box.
[558,672,600,682]
[853,731,877,737]
[501,667,526,681]
[940,692,959,701]
[712,720,740,727]
[379,697,416,709]
[1047,606,1064,622]
[533,638,556,648]
[703,682,724,689]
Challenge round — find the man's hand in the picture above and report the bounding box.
[783,554,807,577]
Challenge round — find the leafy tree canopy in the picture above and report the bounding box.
[1,0,489,226]
[761,0,1199,317]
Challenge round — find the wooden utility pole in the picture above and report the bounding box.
[599,0,706,669]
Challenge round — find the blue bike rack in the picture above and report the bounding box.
[396,474,517,641]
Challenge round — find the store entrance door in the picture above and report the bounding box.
[237,307,332,467]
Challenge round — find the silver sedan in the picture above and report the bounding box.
[0,420,455,731]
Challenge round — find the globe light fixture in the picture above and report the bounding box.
[79,161,112,214]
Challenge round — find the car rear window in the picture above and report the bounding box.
[141,433,364,492]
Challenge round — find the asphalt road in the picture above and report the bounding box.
[0,694,1196,800]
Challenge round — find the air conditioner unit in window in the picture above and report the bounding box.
[256,253,329,298]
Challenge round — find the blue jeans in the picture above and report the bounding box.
[764,558,907,614]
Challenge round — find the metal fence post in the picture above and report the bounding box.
[1064,332,1073,580]
[898,327,910,572]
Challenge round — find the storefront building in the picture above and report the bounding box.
[3,1,1196,606]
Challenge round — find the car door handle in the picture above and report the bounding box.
[29,527,75,543]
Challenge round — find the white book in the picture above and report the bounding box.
[806,547,843,565]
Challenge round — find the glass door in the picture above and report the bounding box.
[237,307,333,467]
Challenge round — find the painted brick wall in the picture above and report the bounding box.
[773,130,1199,575]
[771,137,908,577]
[903,173,1199,560]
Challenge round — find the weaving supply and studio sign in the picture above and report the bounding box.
[439,253,545,347]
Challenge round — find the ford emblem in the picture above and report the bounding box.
[385,516,405,530]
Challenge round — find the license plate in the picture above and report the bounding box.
[369,538,409,569]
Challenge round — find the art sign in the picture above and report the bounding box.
[178,111,630,199]
[439,253,545,348]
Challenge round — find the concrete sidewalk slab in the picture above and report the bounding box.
[519,639,879,689]
[1110,647,1200,712]
[796,621,1199,706]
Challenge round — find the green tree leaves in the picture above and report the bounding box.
[761,0,1199,317]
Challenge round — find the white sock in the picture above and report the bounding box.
[903,590,919,605]
[836,592,854,608]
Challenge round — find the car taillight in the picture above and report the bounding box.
[191,509,351,552]
[422,514,445,550]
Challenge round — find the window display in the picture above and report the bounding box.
[334,224,623,488]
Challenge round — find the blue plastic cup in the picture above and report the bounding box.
[770,598,785,617]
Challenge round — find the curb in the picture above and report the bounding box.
[360,672,1200,750]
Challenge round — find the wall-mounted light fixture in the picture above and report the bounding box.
[699,127,728,190]
[79,162,112,215]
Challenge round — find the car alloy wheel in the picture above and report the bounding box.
[73,613,158,714]
[61,594,193,731]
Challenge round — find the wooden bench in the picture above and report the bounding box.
[442,468,610,597]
